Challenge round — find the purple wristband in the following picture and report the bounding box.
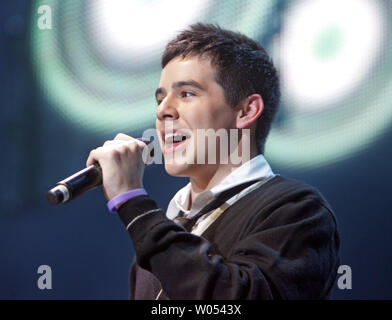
[107,188,147,213]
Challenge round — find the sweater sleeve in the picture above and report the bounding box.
[118,194,339,299]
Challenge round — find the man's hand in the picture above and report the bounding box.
[86,133,147,200]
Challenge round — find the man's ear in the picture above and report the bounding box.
[236,94,264,129]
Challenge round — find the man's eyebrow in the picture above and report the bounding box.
[155,80,205,100]
[172,80,204,91]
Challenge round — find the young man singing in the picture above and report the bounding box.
[86,23,340,299]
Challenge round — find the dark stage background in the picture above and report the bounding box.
[1,0,391,299]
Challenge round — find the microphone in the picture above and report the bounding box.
[46,137,152,205]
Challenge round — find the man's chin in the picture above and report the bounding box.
[164,162,194,177]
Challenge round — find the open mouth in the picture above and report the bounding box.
[165,132,190,144]
[164,132,191,152]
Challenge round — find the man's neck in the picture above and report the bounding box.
[187,156,258,209]
[183,135,259,210]
[189,164,237,199]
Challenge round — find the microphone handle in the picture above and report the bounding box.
[46,164,103,205]
[46,137,151,205]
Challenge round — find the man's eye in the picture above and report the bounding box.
[156,96,164,105]
[181,91,194,98]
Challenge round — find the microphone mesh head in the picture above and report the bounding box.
[46,189,64,205]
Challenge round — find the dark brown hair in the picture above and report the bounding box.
[162,23,280,154]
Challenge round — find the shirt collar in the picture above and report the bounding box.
[166,154,274,220]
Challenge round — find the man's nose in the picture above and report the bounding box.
[156,95,179,121]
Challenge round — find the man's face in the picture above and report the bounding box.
[155,55,238,178]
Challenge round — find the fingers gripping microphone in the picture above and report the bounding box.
[46,138,152,205]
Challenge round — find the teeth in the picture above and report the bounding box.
[165,132,188,143]
[174,135,183,142]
